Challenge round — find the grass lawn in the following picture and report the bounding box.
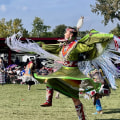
[0,80,120,120]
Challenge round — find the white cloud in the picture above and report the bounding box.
[22,6,27,11]
[0,4,6,12]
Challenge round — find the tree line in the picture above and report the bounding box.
[0,0,120,38]
[0,17,90,38]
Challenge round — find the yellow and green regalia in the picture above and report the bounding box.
[34,30,114,99]
[7,29,120,99]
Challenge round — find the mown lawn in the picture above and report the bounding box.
[0,80,120,120]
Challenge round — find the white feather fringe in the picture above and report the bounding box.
[5,32,60,61]
[78,36,120,89]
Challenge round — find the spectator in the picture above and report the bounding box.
[7,67,17,84]
[15,57,20,65]
[20,66,25,76]
[0,58,5,85]
[37,66,49,75]
[25,58,30,66]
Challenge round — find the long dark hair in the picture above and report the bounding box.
[68,27,77,37]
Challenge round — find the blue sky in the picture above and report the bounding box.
[0,0,119,33]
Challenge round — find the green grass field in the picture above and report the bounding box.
[0,80,120,120]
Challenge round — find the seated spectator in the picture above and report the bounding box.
[20,67,25,76]
[37,66,49,75]
[15,66,21,76]
[7,67,17,84]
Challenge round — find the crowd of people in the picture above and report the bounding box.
[0,57,53,87]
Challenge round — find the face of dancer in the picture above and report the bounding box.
[64,28,73,40]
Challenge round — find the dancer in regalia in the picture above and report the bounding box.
[78,61,112,115]
[22,58,36,90]
[6,17,120,120]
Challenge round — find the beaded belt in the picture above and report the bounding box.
[63,61,78,67]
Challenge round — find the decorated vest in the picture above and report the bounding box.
[61,40,78,67]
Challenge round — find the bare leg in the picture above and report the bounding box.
[28,85,31,90]
[72,98,81,105]
[72,98,86,120]
[55,92,60,99]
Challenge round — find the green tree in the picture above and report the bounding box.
[40,32,54,37]
[52,24,67,37]
[77,31,89,38]
[12,18,29,37]
[22,29,29,37]
[0,18,29,38]
[90,0,120,25]
[110,23,120,36]
[0,18,8,37]
[12,19,23,33]
[30,17,51,37]
[6,19,13,36]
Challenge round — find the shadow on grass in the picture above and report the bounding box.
[95,119,120,120]
[103,108,120,114]
[36,88,46,90]
[95,109,120,120]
